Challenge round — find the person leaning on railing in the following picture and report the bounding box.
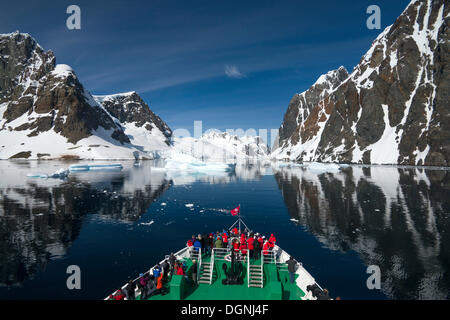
[190,259,198,287]
[287,256,297,284]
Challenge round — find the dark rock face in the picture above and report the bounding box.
[0,32,130,146]
[274,0,449,166]
[94,92,172,146]
[0,33,54,104]
[0,32,173,159]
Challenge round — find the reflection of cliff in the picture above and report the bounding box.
[0,162,170,287]
[274,165,450,299]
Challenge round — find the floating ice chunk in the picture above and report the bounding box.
[51,168,69,178]
[85,163,123,171]
[139,220,154,226]
[161,202,167,206]
[27,168,69,179]
[185,203,194,208]
[69,163,123,172]
[27,173,49,178]
[304,162,341,173]
[68,164,90,172]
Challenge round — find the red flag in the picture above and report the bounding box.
[230,205,240,216]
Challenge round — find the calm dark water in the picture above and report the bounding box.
[0,160,448,300]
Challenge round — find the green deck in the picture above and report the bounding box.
[137,253,306,300]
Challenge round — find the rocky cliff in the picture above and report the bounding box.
[0,32,172,159]
[273,0,449,166]
[94,92,172,152]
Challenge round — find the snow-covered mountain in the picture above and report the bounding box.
[169,131,270,163]
[272,0,449,166]
[0,32,172,160]
[93,92,172,153]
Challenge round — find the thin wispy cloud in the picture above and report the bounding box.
[225,65,246,79]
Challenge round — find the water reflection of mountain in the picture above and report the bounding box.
[164,162,270,185]
[0,160,269,288]
[0,161,171,287]
[273,165,450,300]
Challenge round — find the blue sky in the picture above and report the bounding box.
[2,0,410,144]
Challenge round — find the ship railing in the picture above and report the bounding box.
[260,250,264,288]
[209,248,215,284]
[262,249,276,264]
[273,245,325,300]
[247,249,250,288]
[235,251,248,262]
[196,248,202,284]
[213,247,229,261]
[190,246,202,260]
[106,246,191,300]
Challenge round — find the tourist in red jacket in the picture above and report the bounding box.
[112,289,125,300]
[269,233,276,244]
[258,236,264,250]
[233,239,240,253]
[222,233,228,247]
[247,235,255,259]
[176,263,185,276]
[240,242,248,256]
[263,240,270,255]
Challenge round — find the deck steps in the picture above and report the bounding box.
[248,263,263,288]
[198,261,213,285]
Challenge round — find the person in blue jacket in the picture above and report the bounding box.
[152,264,161,278]
[193,237,202,252]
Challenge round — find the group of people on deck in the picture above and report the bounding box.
[186,228,277,260]
[109,251,191,300]
[108,227,337,300]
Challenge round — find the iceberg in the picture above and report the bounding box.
[27,168,69,179]
[304,162,341,173]
[68,164,90,172]
[51,168,69,178]
[69,163,123,172]
[26,173,49,178]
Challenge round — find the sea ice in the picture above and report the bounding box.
[69,163,123,172]
[304,162,341,173]
[139,220,154,226]
[27,168,69,179]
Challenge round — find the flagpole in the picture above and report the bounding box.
[238,203,241,235]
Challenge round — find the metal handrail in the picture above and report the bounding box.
[106,246,191,300]
[260,250,264,288]
[213,247,229,260]
[196,248,202,284]
[247,249,251,287]
[209,248,215,284]
[262,249,275,264]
